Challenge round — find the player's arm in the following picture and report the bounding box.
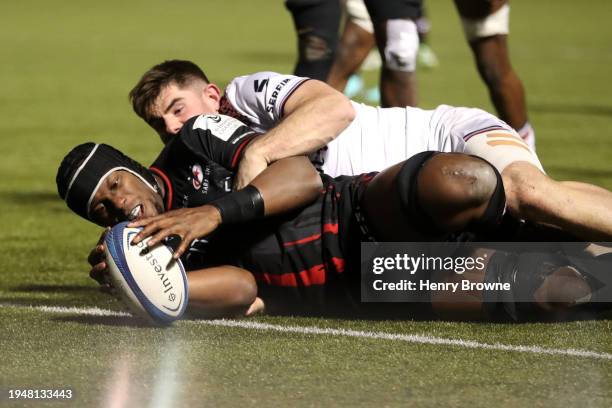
[86,226,265,317]
[185,265,259,318]
[249,155,322,215]
[129,155,322,257]
[235,79,355,189]
[87,233,260,317]
[92,261,260,318]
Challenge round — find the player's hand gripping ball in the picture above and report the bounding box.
[104,221,188,325]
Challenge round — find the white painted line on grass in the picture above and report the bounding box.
[198,319,612,360]
[37,304,132,317]
[2,302,611,361]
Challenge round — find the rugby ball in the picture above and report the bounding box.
[104,221,188,325]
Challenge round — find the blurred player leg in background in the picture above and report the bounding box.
[415,6,439,69]
[328,0,437,104]
[285,0,342,80]
[364,0,422,107]
[327,0,377,98]
[455,0,536,149]
[359,50,383,103]
[338,50,383,104]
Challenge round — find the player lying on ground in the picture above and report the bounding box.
[128,60,612,242]
[56,133,609,320]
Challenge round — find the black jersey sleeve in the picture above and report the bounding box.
[181,114,260,170]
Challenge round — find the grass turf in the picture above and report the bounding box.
[1,0,611,406]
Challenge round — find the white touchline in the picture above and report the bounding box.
[3,302,612,361]
[195,320,612,360]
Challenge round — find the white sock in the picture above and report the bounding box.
[517,121,536,151]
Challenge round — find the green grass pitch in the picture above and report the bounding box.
[1,0,611,406]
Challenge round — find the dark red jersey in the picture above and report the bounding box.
[150,114,258,210]
[149,117,374,313]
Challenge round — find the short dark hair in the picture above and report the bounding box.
[129,60,209,131]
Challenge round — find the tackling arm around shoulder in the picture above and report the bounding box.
[234,80,355,189]
[129,156,322,257]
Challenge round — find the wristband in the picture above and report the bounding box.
[210,185,265,224]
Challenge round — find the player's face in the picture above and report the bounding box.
[153,81,222,142]
[89,170,165,227]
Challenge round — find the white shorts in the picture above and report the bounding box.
[345,0,374,34]
[317,103,543,177]
[431,105,543,173]
[461,3,510,42]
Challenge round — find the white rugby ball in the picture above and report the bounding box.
[104,221,188,325]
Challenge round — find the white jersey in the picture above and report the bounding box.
[220,72,541,176]
[221,71,309,133]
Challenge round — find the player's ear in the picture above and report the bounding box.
[203,82,222,108]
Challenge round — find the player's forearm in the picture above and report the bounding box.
[246,92,355,163]
[186,266,257,318]
[250,156,323,215]
[210,157,321,227]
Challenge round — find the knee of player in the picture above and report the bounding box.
[382,19,419,72]
[299,32,336,62]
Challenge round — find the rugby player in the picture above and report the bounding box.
[327,0,535,148]
[284,0,423,106]
[326,0,379,96]
[360,0,423,107]
[284,0,342,81]
[56,115,607,320]
[128,60,612,242]
[454,0,535,148]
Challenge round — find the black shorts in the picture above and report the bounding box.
[454,0,507,19]
[364,0,423,22]
[285,0,341,33]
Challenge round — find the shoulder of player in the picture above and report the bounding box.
[177,114,259,164]
[146,116,205,164]
[226,71,306,92]
[228,71,289,84]
[149,126,197,170]
[176,115,201,146]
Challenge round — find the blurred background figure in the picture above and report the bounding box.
[361,0,423,107]
[454,0,535,149]
[327,0,378,100]
[286,0,534,150]
[340,50,382,104]
[284,0,342,80]
[306,0,423,107]
[327,0,438,104]
[415,7,439,69]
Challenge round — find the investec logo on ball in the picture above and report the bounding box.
[125,231,180,309]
